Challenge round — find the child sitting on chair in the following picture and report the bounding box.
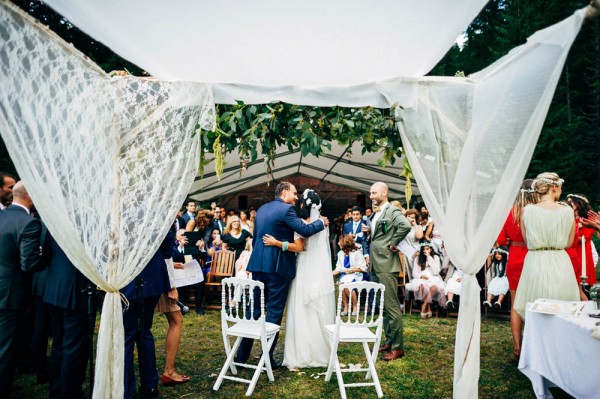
[483,247,509,310]
[333,235,367,316]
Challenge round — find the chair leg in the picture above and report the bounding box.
[221,326,238,375]
[325,339,339,382]
[362,342,383,397]
[334,356,347,399]
[213,336,242,391]
[262,335,276,382]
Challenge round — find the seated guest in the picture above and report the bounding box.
[397,209,424,280]
[332,235,368,316]
[405,241,446,318]
[483,247,510,310]
[206,228,224,264]
[239,209,253,234]
[445,266,463,310]
[221,215,252,261]
[342,206,370,266]
[121,229,174,399]
[43,233,96,398]
[235,240,253,279]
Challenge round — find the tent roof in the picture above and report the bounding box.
[44,0,487,107]
[188,140,417,202]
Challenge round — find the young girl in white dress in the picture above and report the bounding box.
[483,247,509,309]
[332,235,367,315]
[444,260,463,311]
[405,241,446,317]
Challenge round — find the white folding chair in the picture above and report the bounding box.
[213,277,280,396]
[325,281,385,399]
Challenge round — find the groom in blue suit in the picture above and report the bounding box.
[235,182,328,366]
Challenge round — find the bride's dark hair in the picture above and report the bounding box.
[296,189,321,219]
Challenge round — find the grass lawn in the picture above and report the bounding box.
[14,307,561,399]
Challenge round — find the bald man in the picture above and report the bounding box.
[0,181,43,393]
[368,182,411,361]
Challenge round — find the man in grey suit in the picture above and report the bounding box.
[368,182,411,361]
[0,181,43,393]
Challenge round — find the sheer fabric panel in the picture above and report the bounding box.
[379,8,586,399]
[0,2,215,398]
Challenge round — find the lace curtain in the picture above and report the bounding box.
[0,2,215,398]
[378,8,586,398]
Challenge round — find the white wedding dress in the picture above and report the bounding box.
[283,206,335,369]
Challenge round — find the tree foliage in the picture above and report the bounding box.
[2,0,598,205]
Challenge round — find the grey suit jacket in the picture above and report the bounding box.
[369,203,411,274]
[0,205,43,310]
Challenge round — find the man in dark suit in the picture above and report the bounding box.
[0,172,16,210]
[179,200,197,227]
[42,233,95,399]
[342,206,370,265]
[0,181,43,394]
[121,228,174,399]
[235,182,328,366]
[204,205,225,241]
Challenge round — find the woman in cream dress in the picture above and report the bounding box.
[513,173,580,319]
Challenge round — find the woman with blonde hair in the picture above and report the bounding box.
[497,178,537,359]
[513,173,580,320]
[221,215,252,261]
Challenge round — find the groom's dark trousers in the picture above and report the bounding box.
[236,271,290,363]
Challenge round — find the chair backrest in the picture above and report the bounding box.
[336,281,385,328]
[210,250,236,277]
[221,277,265,323]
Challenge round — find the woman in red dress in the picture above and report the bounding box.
[497,179,537,359]
[567,194,597,299]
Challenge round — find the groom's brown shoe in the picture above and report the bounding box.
[382,349,405,361]
[378,344,391,353]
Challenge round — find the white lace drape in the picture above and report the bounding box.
[378,8,586,398]
[0,2,215,398]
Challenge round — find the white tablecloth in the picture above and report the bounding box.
[519,301,600,399]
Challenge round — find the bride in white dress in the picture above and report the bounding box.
[263,189,335,369]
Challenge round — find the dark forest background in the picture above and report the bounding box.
[1,0,599,205]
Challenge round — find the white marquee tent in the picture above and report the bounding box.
[0,1,594,398]
[188,141,417,202]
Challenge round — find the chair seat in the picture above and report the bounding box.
[325,324,376,342]
[227,321,280,339]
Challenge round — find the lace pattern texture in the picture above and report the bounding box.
[0,3,215,398]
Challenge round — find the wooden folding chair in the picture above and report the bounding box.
[204,250,235,309]
[325,282,385,399]
[213,277,280,396]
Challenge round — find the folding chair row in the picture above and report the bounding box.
[212,278,386,398]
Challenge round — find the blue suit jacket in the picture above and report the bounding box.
[42,233,92,311]
[121,229,174,300]
[342,219,370,256]
[246,198,324,280]
[0,205,42,310]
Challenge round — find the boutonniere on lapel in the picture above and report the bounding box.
[380,220,388,234]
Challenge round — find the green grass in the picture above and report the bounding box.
[14,308,546,399]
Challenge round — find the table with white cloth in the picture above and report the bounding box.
[518,300,600,399]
